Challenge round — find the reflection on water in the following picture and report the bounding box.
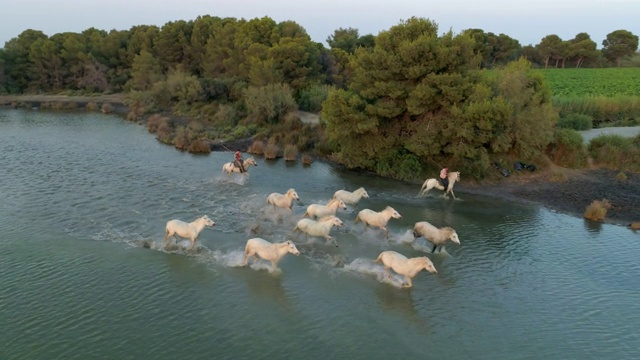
[1,109,640,359]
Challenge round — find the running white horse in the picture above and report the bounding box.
[354,206,402,239]
[333,187,369,206]
[303,198,347,219]
[164,215,216,249]
[222,157,257,176]
[293,215,344,246]
[413,221,460,253]
[418,171,461,199]
[266,188,300,211]
[374,250,438,288]
[243,238,300,273]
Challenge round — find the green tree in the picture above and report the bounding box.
[536,34,563,68]
[201,17,238,79]
[154,20,192,72]
[602,29,639,66]
[327,27,359,53]
[127,49,163,91]
[322,18,556,180]
[568,33,598,68]
[28,37,62,91]
[2,29,48,92]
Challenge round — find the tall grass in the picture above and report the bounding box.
[588,134,640,173]
[553,95,640,127]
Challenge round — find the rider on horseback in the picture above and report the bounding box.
[234,150,246,173]
[439,167,449,191]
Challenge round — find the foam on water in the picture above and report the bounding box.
[344,258,405,288]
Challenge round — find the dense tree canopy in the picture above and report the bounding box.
[602,30,639,66]
[322,18,557,179]
[0,16,636,179]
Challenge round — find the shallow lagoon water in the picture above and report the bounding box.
[1,109,639,359]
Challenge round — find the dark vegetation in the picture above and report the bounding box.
[1,15,640,182]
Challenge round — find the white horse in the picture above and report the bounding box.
[293,215,344,246]
[413,221,460,253]
[164,215,216,249]
[354,206,402,239]
[374,250,437,288]
[333,187,369,206]
[303,198,347,219]
[243,238,300,273]
[267,188,300,211]
[222,157,257,176]
[418,171,461,199]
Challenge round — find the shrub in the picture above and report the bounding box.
[546,128,589,168]
[101,103,114,114]
[173,126,189,150]
[284,144,298,161]
[264,142,281,159]
[630,221,640,230]
[86,102,99,111]
[244,83,297,124]
[301,153,313,165]
[297,84,332,113]
[156,120,174,144]
[230,125,251,141]
[589,134,640,173]
[616,171,628,181]
[584,199,612,222]
[557,113,593,131]
[147,114,165,133]
[188,139,211,154]
[248,140,265,155]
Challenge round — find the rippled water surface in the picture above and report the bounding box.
[1,109,639,359]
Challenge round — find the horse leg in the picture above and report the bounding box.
[190,237,197,249]
[432,244,437,253]
[381,226,390,239]
[450,189,457,200]
[403,276,413,288]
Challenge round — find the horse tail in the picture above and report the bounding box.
[374,253,383,264]
[302,211,309,218]
[354,214,360,223]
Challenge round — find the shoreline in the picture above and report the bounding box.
[1,94,638,228]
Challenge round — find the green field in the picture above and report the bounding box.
[538,68,640,97]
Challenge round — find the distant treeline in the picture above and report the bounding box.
[0,16,638,179]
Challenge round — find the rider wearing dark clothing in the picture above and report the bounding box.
[439,167,449,190]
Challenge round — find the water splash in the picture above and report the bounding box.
[344,258,405,288]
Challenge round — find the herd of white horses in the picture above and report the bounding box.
[163,160,462,288]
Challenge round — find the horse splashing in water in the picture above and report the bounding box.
[222,157,257,176]
[418,171,461,199]
[293,215,344,247]
[164,215,216,249]
[303,198,347,219]
[333,187,369,206]
[243,238,300,273]
[413,221,461,253]
[354,206,402,239]
[374,250,437,288]
[266,188,300,211]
